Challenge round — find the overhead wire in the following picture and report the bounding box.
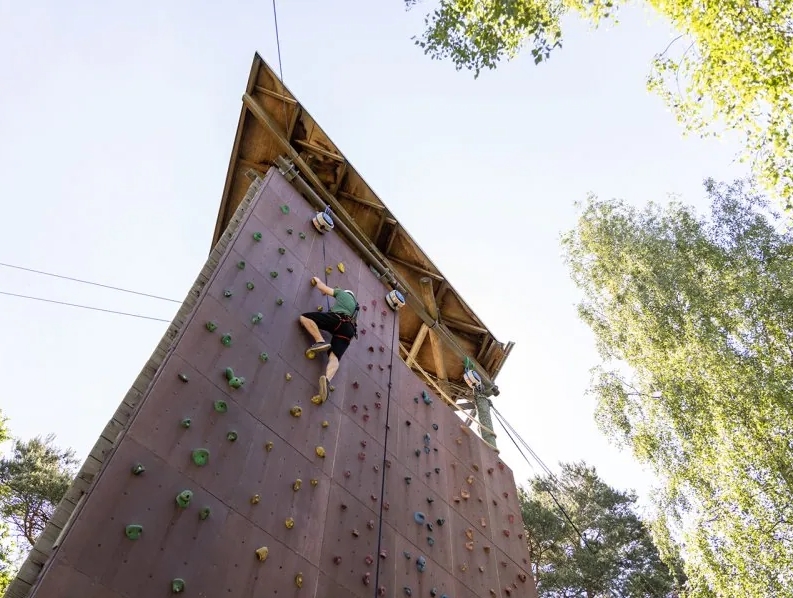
[0,262,180,303]
[0,290,171,323]
[491,404,663,598]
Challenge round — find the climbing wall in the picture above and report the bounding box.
[26,169,537,598]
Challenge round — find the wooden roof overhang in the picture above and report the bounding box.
[212,53,514,404]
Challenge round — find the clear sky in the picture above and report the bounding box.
[0,0,748,513]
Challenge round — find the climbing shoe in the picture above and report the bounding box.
[306,341,331,359]
[319,375,329,402]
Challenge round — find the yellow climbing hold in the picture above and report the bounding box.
[290,406,303,418]
[292,479,302,492]
[465,528,474,540]
[311,394,325,405]
[337,262,345,273]
[285,373,293,381]
[251,494,261,505]
[285,517,295,529]
[310,478,319,487]
[315,446,326,458]
[461,489,471,500]
[256,546,269,562]
[466,475,474,485]
[295,572,304,588]
[317,305,324,312]
[325,266,333,274]
[265,441,274,452]
[465,541,474,551]
[321,420,329,428]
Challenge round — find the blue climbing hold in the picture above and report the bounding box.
[403,588,412,596]
[414,396,419,404]
[424,446,430,454]
[414,512,426,525]
[403,550,412,559]
[423,433,431,445]
[427,536,435,546]
[432,423,438,430]
[416,556,427,572]
[422,390,432,405]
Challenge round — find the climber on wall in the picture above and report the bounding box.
[299,277,359,402]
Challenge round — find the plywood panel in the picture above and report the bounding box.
[27,169,537,598]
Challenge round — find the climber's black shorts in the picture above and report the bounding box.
[301,311,355,360]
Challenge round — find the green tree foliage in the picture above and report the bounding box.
[520,461,682,597]
[562,178,793,596]
[406,0,793,207]
[0,434,77,547]
[0,412,11,595]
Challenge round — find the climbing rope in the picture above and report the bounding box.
[271,0,290,134]
[320,233,331,312]
[373,306,398,597]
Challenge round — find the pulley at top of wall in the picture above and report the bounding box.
[462,357,484,392]
[385,289,406,311]
[312,207,335,234]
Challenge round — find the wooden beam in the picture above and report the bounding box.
[238,158,273,174]
[407,324,430,364]
[435,281,449,305]
[443,316,487,335]
[373,211,388,245]
[294,139,345,162]
[330,161,347,194]
[476,334,492,363]
[385,223,399,254]
[338,191,385,211]
[388,256,443,281]
[254,85,298,104]
[287,105,301,141]
[420,277,448,381]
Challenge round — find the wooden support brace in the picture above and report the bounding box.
[420,277,448,381]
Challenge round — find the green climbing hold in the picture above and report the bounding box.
[252,312,263,324]
[175,490,193,508]
[287,228,293,234]
[221,333,232,347]
[125,524,143,540]
[206,321,218,332]
[131,463,145,475]
[278,247,286,255]
[225,367,235,380]
[213,400,228,413]
[253,232,263,241]
[223,289,233,298]
[227,431,238,442]
[181,418,191,428]
[199,507,211,520]
[237,260,246,269]
[229,376,245,389]
[280,205,290,214]
[178,373,189,383]
[276,298,284,306]
[270,271,278,278]
[192,449,210,466]
[171,578,186,594]
[259,352,269,362]
[246,281,255,290]
[299,232,306,239]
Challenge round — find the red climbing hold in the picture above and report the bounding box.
[365,555,374,565]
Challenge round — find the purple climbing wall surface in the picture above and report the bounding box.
[27,170,538,598]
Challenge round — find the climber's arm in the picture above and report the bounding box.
[312,277,335,296]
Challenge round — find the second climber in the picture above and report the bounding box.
[298,277,359,402]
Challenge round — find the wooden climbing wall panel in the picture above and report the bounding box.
[26,169,537,598]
